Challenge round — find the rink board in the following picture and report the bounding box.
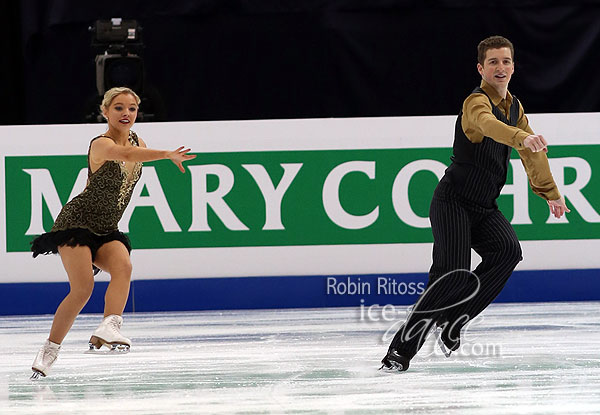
[0,269,600,315]
[1,115,599,315]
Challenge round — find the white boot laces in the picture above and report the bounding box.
[108,316,122,335]
[43,342,59,363]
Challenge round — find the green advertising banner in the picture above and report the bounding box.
[6,145,600,253]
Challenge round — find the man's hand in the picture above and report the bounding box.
[548,196,570,219]
[523,134,548,153]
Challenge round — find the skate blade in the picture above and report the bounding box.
[379,366,407,373]
[433,327,452,358]
[88,336,129,353]
[379,359,408,372]
[437,337,452,358]
[85,348,129,355]
[30,370,45,380]
[86,341,130,355]
[379,362,407,372]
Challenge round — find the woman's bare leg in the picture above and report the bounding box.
[93,240,132,317]
[48,245,95,344]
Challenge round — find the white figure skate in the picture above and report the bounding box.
[31,339,61,380]
[87,314,131,353]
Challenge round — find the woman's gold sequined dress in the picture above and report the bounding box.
[31,131,143,272]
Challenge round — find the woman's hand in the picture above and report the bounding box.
[168,147,196,173]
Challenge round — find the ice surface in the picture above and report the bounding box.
[1,302,599,414]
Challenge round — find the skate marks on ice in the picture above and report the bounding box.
[1,303,600,414]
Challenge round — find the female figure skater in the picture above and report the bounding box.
[30,87,196,379]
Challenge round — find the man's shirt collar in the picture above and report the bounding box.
[480,79,513,107]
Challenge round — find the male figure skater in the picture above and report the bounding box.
[382,36,570,371]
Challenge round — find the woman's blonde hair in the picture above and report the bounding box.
[99,87,141,114]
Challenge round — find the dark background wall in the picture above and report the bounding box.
[2,1,600,125]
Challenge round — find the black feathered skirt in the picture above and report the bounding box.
[31,228,132,275]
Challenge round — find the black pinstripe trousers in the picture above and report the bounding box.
[389,182,523,358]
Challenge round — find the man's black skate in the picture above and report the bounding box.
[380,349,410,372]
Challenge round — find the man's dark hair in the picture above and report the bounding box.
[477,36,514,64]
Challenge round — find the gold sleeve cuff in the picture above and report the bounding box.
[512,130,529,150]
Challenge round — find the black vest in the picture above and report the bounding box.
[440,87,520,208]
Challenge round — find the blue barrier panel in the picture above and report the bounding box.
[0,269,598,316]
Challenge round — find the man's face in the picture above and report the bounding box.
[477,47,514,91]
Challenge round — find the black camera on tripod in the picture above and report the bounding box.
[90,18,145,97]
[85,18,163,123]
